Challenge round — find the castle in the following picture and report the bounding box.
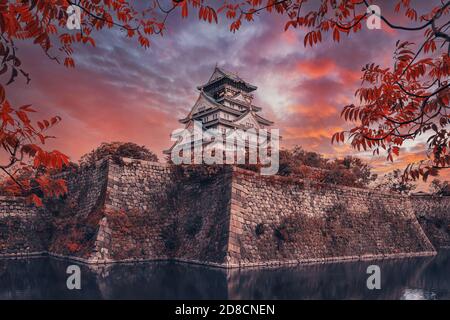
[164,67,277,168]
[165,66,274,153]
[0,67,449,268]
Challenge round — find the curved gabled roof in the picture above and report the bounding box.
[197,66,257,92]
[254,113,274,126]
[233,109,274,126]
[179,91,220,124]
[216,96,262,112]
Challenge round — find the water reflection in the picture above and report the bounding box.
[0,250,449,300]
[401,289,437,300]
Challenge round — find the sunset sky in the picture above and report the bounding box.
[4,1,449,186]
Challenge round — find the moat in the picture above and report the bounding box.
[0,249,449,300]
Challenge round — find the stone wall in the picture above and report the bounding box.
[47,159,109,218]
[97,160,232,265]
[412,195,450,248]
[7,159,111,262]
[228,168,436,267]
[0,197,50,257]
[0,158,448,268]
[46,159,109,260]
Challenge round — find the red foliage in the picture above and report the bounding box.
[0,84,69,206]
[105,209,132,235]
[187,0,449,180]
[334,42,449,181]
[66,242,81,253]
[50,208,104,257]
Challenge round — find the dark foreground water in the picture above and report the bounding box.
[1,250,449,300]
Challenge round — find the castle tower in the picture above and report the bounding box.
[164,66,274,157]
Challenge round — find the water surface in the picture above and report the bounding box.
[1,250,449,299]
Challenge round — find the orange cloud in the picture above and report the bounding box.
[287,104,338,118]
[296,57,362,87]
[296,58,336,78]
[339,68,361,84]
[284,125,343,140]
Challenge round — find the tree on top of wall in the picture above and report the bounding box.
[0,1,448,206]
[374,169,417,195]
[324,156,378,187]
[80,142,158,165]
[430,178,450,195]
[278,146,327,175]
[278,146,377,188]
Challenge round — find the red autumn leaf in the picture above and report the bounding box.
[64,57,75,68]
[333,27,340,42]
[0,85,4,103]
[181,1,188,18]
[30,194,43,207]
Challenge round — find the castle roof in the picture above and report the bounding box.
[197,66,257,93]
[232,109,274,126]
[179,91,241,124]
[216,96,262,112]
[179,90,273,127]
